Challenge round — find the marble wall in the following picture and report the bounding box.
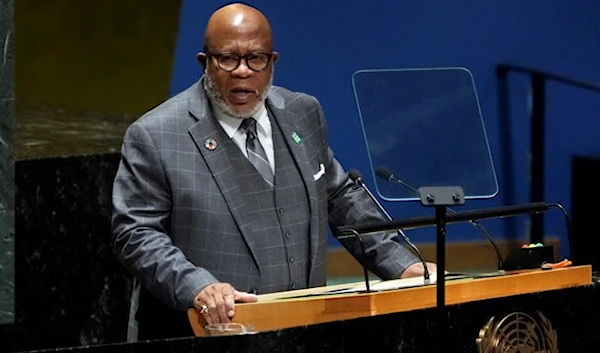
[0,154,132,352]
[0,0,15,325]
[0,1,182,350]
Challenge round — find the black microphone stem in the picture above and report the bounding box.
[375,167,505,274]
[449,209,504,274]
[349,170,431,283]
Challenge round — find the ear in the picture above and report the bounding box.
[271,51,279,64]
[197,52,207,69]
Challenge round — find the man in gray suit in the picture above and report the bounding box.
[112,2,436,339]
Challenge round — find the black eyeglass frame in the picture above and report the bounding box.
[206,51,274,72]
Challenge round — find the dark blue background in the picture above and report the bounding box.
[169,1,600,258]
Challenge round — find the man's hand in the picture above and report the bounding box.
[193,283,258,325]
[400,261,440,279]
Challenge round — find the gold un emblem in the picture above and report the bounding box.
[477,311,558,353]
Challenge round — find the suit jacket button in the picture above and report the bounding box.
[250,288,258,294]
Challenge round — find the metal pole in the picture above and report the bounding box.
[530,75,545,244]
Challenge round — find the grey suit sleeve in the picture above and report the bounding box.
[111,122,218,311]
[310,102,420,279]
[326,156,420,280]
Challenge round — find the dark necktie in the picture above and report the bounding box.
[239,118,274,187]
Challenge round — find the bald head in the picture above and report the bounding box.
[204,3,273,52]
[198,3,279,119]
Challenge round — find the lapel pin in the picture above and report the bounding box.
[292,132,302,145]
[204,138,217,151]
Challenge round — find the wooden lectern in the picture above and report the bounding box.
[188,265,592,337]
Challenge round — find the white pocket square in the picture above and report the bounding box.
[313,163,325,181]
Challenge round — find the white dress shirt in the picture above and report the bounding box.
[213,104,275,174]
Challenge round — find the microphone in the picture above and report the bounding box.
[375,168,419,194]
[375,167,505,273]
[348,169,431,283]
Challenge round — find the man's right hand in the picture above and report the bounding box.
[193,283,258,325]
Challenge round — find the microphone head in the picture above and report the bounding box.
[375,167,393,181]
[348,169,362,182]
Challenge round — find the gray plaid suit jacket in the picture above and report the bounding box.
[112,78,419,314]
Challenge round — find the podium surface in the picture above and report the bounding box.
[188,266,592,337]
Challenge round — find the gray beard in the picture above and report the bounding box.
[203,66,273,119]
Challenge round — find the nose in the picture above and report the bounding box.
[231,59,253,78]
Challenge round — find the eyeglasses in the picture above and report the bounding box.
[208,52,273,72]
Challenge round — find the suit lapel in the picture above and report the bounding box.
[186,80,261,271]
[267,95,320,279]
